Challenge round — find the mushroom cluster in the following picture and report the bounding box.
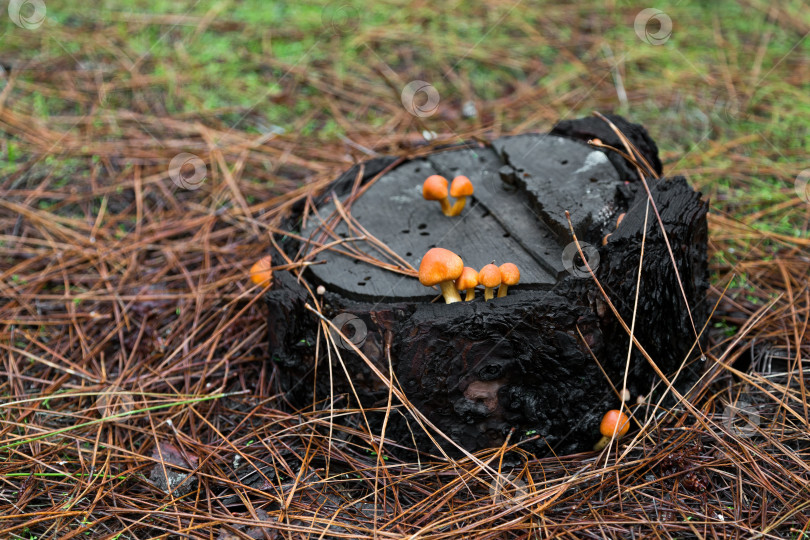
[418,248,520,303]
[422,175,474,217]
[417,175,522,303]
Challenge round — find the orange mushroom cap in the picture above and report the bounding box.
[418,248,464,287]
[599,410,630,438]
[499,263,520,286]
[250,256,274,287]
[455,267,479,291]
[478,264,501,288]
[450,175,474,198]
[422,175,449,201]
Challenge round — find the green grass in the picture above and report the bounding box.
[2,1,808,149]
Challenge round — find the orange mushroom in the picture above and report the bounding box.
[478,264,501,301]
[419,248,464,304]
[448,175,474,216]
[497,263,520,298]
[422,175,452,216]
[455,266,479,302]
[593,409,630,450]
[249,256,274,287]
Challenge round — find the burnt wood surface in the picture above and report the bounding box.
[264,115,709,457]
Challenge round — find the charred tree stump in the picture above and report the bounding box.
[264,115,709,457]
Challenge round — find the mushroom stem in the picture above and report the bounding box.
[593,436,611,451]
[447,196,468,216]
[497,284,508,298]
[438,198,453,216]
[464,288,475,301]
[484,287,495,301]
[439,281,462,304]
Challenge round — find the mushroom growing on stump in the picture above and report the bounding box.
[249,256,274,287]
[593,409,630,450]
[267,115,709,456]
[448,175,474,216]
[497,263,520,298]
[422,175,452,216]
[478,263,501,301]
[419,248,464,304]
[455,266,479,301]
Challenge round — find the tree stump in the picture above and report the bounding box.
[264,115,709,457]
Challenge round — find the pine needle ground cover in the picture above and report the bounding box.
[1,1,808,538]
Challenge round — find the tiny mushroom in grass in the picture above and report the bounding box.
[419,247,464,304]
[448,175,474,216]
[593,409,631,451]
[422,175,452,216]
[249,256,274,287]
[497,263,520,298]
[478,263,501,301]
[455,266,479,302]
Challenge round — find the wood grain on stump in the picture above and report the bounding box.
[265,115,709,457]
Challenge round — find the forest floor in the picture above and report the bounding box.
[1,1,809,538]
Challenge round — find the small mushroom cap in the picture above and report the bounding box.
[450,175,474,197]
[478,264,501,288]
[250,256,274,286]
[422,175,449,201]
[599,409,630,438]
[499,263,520,286]
[419,247,464,287]
[455,266,479,291]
